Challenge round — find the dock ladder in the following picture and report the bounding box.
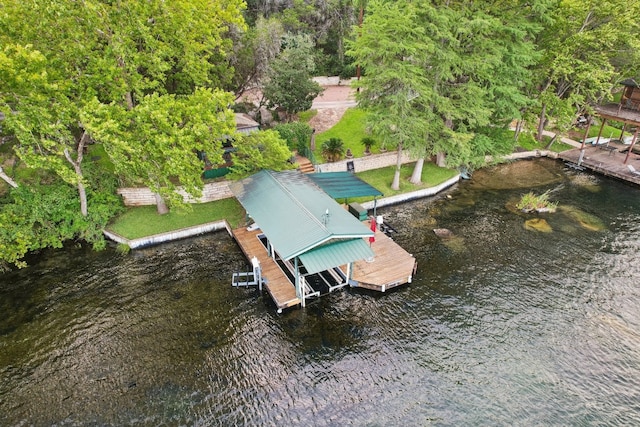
[232,256,263,291]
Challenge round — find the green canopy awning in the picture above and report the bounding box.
[298,238,373,274]
[308,172,383,199]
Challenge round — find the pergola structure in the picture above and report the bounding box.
[581,78,640,164]
[229,169,375,308]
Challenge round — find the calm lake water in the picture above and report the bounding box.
[1,158,640,426]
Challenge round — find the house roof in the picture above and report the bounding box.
[229,170,374,272]
[307,172,383,199]
[234,113,260,134]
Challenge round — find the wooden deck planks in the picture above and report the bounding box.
[348,220,416,292]
[232,219,416,310]
[558,144,640,186]
[232,226,300,311]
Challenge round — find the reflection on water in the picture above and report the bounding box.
[2,158,640,425]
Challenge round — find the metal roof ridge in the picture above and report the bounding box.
[266,170,332,233]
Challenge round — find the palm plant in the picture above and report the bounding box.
[361,137,376,155]
[321,137,345,162]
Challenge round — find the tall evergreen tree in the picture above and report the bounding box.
[349,0,547,185]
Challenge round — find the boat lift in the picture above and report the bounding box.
[231,256,263,291]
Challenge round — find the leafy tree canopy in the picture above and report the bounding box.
[0,172,122,271]
[82,88,237,212]
[228,130,294,179]
[263,33,324,121]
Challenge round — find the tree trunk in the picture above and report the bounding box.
[0,166,19,188]
[409,157,424,184]
[536,102,547,142]
[436,152,446,167]
[514,119,523,141]
[63,131,90,217]
[356,4,364,82]
[155,193,170,215]
[391,142,403,191]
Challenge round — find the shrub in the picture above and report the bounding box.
[361,137,376,154]
[516,190,558,213]
[321,137,345,162]
[274,122,314,153]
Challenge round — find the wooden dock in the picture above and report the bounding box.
[232,219,417,311]
[558,143,640,186]
[231,226,300,312]
[346,220,417,292]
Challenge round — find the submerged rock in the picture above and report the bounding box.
[442,236,466,254]
[569,173,601,193]
[525,218,553,233]
[559,206,606,231]
[468,158,563,190]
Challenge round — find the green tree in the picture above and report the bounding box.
[229,130,294,178]
[419,0,545,170]
[263,34,324,121]
[82,89,236,214]
[530,0,640,140]
[229,16,285,99]
[0,175,122,271]
[274,122,314,152]
[348,0,431,189]
[350,0,545,186]
[0,0,246,215]
[0,44,93,215]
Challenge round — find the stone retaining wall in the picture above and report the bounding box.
[115,150,554,207]
[316,151,414,173]
[116,152,415,206]
[117,181,233,206]
[312,76,354,86]
[104,220,231,249]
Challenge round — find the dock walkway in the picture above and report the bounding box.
[347,220,416,292]
[231,226,300,312]
[558,144,640,186]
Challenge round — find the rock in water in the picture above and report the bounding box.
[433,228,454,238]
[524,218,552,233]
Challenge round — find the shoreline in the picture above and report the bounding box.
[107,149,557,249]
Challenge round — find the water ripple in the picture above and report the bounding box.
[3,161,640,425]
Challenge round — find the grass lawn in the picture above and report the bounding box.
[586,123,623,140]
[516,132,573,152]
[106,162,458,240]
[314,108,373,159]
[106,198,245,240]
[349,162,458,204]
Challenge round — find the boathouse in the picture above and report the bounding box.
[588,78,640,163]
[559,79,640,185]
[229,169,416,312]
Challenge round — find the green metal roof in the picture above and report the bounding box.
[308,172,383,199]
[299,238,373,274]
[229,170,374,262]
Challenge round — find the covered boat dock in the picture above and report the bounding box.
[229,170,416,312]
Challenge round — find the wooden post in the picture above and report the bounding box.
[595,119,607,145]
[580,119,592,150]
[623,127,640,164]
[295,257,305,308]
